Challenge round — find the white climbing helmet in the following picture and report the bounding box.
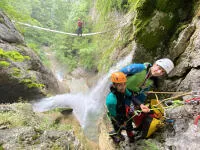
[155,58,174,74]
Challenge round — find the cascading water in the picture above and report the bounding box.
[32,44,136,141]
[55,70,64,82]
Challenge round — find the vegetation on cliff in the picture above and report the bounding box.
[0,103,97,149]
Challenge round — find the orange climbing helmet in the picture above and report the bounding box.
[111,72,127,83]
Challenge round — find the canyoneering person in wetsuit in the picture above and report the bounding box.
[119,58,174,139]
[106,72,150,144]
[120,58,174,103]
[77,18,83,36]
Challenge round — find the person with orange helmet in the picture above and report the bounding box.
[118,58,174,140]
[106,72,150,144]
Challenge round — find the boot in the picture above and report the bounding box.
[126,131,135,143]
[129,136,135,143]
[119,134,125,141]
[134,131,143,141]
[109,131,124,144]
[111,135,121,144]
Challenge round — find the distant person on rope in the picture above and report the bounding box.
[77,18,83,36]
[119,58,174,139]
[106,72,150,144]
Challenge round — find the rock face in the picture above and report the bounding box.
[130,1,200,93]
[98,1,200,150]
[163,18,200,92]
[0,11,59,103]
[132,0,193,63]
[0,11,24,43]
[0,127,81,150]
[164,104,200,149]
[0,103,82,150]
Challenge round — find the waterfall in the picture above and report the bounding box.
[32,44,136,141]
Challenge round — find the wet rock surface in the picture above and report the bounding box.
[0,103,82,150]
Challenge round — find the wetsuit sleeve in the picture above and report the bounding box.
[106,93,117,117]
[120,64,145,75]
[132,96,142,106]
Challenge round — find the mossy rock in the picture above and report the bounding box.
[134,0,156,19]
[60,109,73,115]
[0,17,4,24]
[133,0,193,52]
[44,107,73,115]
[134,11,177,50]
[0,61,10,67]
[0,48,30,62]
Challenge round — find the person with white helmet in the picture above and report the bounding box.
[120,58,174,103]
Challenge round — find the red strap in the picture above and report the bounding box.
[125,105,130,117]
[194,115,200,125]
[185,97,200,103]
[126,131,134,137]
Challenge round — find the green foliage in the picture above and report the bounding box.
[51,144,63,150]
[37,113,72,131]
[134,0,156,19]
[79,44,96,69]
[0,0,37,25]
[0,48,30,62]
[45,107,72,113]
[27,43,50,67]
[97,36,121,72]
[0,145,3,150]
[96,0,129,17]
[12,67,21,77]
[0,61,10,67]
[128,0,138,6]
[144,140,159,150]
[20,78,45,89]
[1,0,103,71]
[0,103,72,132]
[0,103,34,127]
[0,16,4,24]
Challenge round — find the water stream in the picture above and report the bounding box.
[32,45,135,141]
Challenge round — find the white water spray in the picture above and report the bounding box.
[32,44,136,141]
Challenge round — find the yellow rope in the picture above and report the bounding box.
[155,92,192,106]
[155,93,159,101]
[147,91,189,94]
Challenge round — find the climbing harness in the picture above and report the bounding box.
[194,115,200,126]
[106,99,182,135]
[184,97,200,126]
[106,91,199,142]
[185,97,200,105]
